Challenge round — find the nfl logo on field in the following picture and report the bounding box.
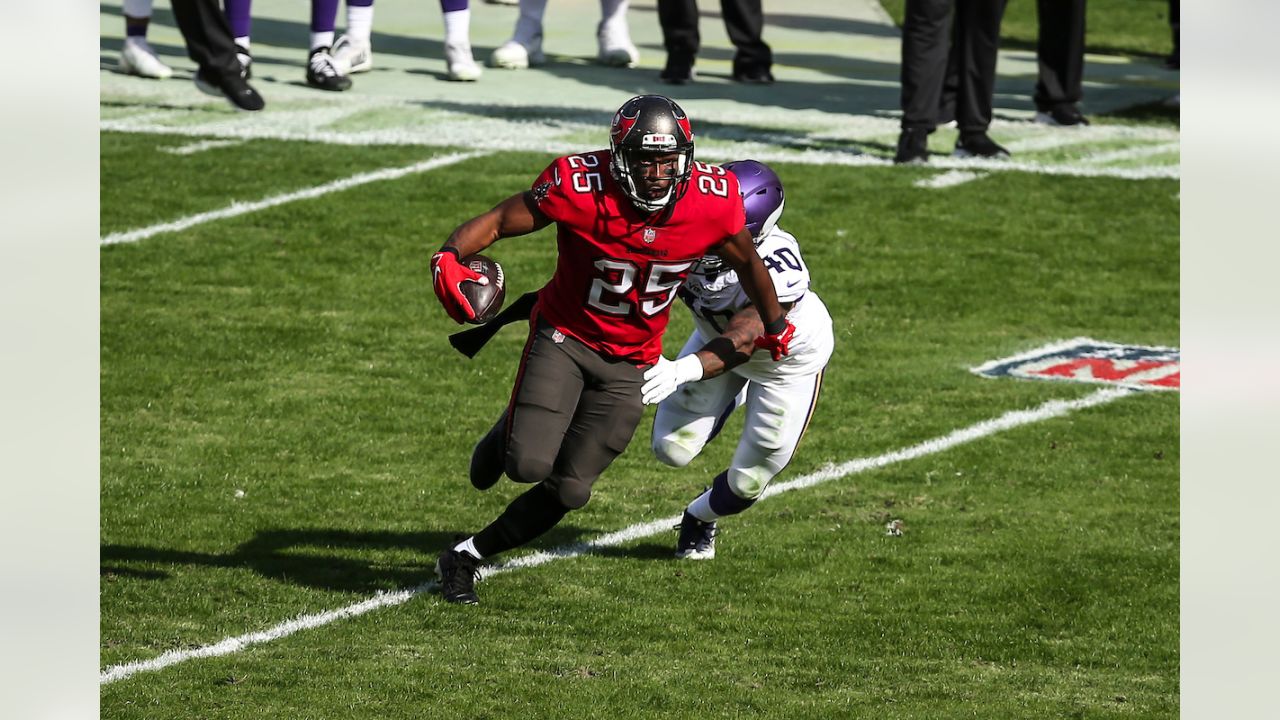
[972,338,1179,391]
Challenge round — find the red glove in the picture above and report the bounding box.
[431,248,487,324]
[753,319,795,361]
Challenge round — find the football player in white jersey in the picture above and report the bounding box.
[642,159,835,559]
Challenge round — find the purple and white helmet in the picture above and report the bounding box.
[691,160,785,277]
[723,159,785,243]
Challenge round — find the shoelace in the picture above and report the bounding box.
[310,53,339,78]
[441,555,479,596]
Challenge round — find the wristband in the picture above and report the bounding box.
[764,315,788,336]
[436,246,461,261]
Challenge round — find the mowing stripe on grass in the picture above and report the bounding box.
[100,151,488,246]
[99,386,1133,686]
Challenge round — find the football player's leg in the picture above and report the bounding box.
[441,0,482,80]
[652,371,746,468]
[469,412,507,490]
[120,0,174,79]
[545,355,645,510]
[692,369,825,519]
[597,0,639,67]
[502,326,583,487]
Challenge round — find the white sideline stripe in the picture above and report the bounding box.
[161,139,248,155]
[100,152,487,246]
[1080,142,1181,165]
[914,170,986,189]
[100,387,1132,686]
[99,121,1180,181]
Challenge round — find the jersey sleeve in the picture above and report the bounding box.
[757,231,811,303]
[720,171,747,239]
[529,156,579,225]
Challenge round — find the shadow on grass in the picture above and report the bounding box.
[101,523,611,593]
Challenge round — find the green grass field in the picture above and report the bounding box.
[100,128,1178,717]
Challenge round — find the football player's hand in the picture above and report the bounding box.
[641,355,705,405]
[431,248,489,324]
[753,320,795,361]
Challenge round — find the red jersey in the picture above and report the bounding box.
[529,150,745,364]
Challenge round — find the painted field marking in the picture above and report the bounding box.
[161,139,248,155]
[100,151,488,246]
[1081,142,1181,165]
[914,170,987,189]
[100,386,1134,686]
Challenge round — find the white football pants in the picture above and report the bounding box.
[652,332,825,501]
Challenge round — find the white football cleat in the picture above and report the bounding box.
[596,24,639,68]
[487,38,545,70]
[119,37,173,79]
[332,34,373,74]
[445,42,483,82]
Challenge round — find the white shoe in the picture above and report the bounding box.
[597,24,639,68]
[332,34,373,74]
[488,38,545,69]
[119,37,173,79]
[445,42,483,81]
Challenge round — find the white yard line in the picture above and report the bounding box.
[160,139,249,155]
[914,170,987,189]
[99,386,1134,686]
[100,151,488,246]
[1080,142,1181,165]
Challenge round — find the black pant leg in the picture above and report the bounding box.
[952,0,1007,134]
[169,0,242,79]
[1034,0,1086,111]
[720,0,771,73]
[658,0,701,60]
[900,0,954,131]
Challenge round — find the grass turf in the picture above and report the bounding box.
[101,131,1178,717]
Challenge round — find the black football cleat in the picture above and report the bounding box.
[674,511,716,560]
[894,128,929,165]
[1034,104,1090,127]
[194,66,265,112]
[953,132,1011,160]
[306,47,352,92]
[436,548,481,604]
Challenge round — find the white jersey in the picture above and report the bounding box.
[681,226,834,381]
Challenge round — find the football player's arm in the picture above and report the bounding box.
[714,228,795,359]
[431,192,551,323]
[441,191,552,257]
[691,301,795,379]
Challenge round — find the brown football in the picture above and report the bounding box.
[460,254,505,324]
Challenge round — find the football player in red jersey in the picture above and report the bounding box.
[429,95,795,604]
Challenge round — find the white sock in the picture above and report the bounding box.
[442,9,471,47]
[310,31,335,51]
[452,536,483,559]
[512,0,548,47]
[598,0,629,34]
[346,5,374,44]
[234,36,251,51]
[687,490,720,523]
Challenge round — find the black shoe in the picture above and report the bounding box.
[674,511,716,559]
[953,132,1010,160]
[894,128,929,165]
[660,55,695,84]
[469,420,506,491]
[306,47,352,92]
[435,548,481,604]
[1034,104,1089,127]
[194,67,265,112]
[236,44,252,80]
[732,66,774,84]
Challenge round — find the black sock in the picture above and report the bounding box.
[472,482,569,558]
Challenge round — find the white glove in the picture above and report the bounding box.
[641,354,704,405]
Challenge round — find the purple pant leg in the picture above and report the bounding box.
[441,0,468,12]
[224,0,252,38]
[312,0,341,32]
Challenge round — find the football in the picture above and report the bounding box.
[460,254,505,324]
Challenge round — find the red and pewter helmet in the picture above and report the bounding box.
[608,95,695,213]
